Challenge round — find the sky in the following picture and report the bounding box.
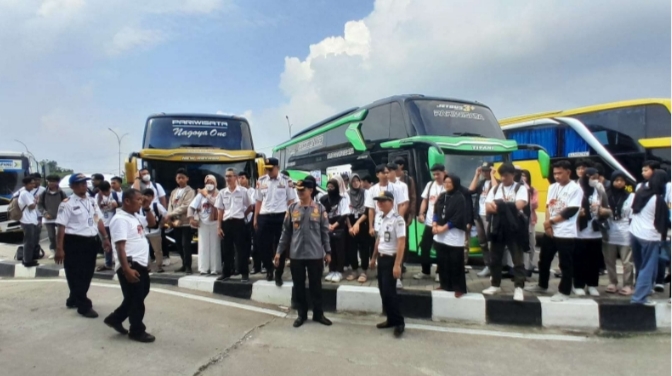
[0,0,669,175]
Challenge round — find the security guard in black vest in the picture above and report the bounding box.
[55,173,111,318]
[254,157,297,286]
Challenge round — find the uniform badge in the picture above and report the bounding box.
[293,222,300,230]
[384,231,391,242]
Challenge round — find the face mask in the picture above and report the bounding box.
[206,184,215,191]
[588,180,599,188]
[142,175,151,182]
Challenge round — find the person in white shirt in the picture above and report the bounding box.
[95,181,118,271]
[574,168,611,297]
[30,173,47,229]
[635,160,660,191]
[110,176,124,209]
[366,165,400,236]
[414,164,446,281]
[482,163,529,301]
[346,174,372,283]
[469,162,498,278]
[603,171,635,296]
[629,170,669,306]
[238,171,260,274]
[17,177,40,267]
[133,168,167,208]
[54,173,111,318]
[321,177,351,283]
[218,169,252,281]
[525,161,583,302]
[188,175,221,276]
[386,162,410,220]
[432,173,468,297]
[141,189,167,273]
[369,191,406,337]
[38,175,68,259]
[104,188,156,343]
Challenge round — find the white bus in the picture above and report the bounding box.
[0,152,35,234]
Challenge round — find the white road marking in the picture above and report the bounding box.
[0,279,593,341]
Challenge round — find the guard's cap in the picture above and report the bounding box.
[295,179,316,190]
[69,173,91,185]
[373,191,394,202]
[264,158,279,168]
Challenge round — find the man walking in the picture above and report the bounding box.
[105,188,156,343]
[55,173,111,317]
[18,177,40,267]
[217,169,252,281]
[370,191,405,337]
[275,179,332,328]
[254,158,296,285]
[525,161,583,302]
[39,175,67,259]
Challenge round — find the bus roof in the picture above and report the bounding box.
[146,113,250,122]
[500,98,671,127]
[277,94,490,149]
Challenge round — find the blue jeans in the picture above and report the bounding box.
[631,236,660,304]
[656,240,670,285]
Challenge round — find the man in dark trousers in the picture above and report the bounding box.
[254,157,297,285]
[55,173,111,318]
[105,188,156,343]
[275,179,332,328]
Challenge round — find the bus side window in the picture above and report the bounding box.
[361,104,391,141]
[390,102,407,139]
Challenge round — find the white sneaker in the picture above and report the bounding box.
[413,272,430,280]
[514,287,524,302]
[573,288,586,296]
[477,267,490,277]
[162,258,171,267]
[524,285,547,293]
[331,272,342,283]
[551,293,570,302]
[48,254,55,260]
[482,286,501,295]
[643,300,657,307]
[325,272,335,281]
[587,287,600,297]
[435,274,440,283]
[396,280,403,289]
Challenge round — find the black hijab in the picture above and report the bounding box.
[607,170,630,220]
[632,170,669,239]
[578,167,598,231]
[434,173,466,231]
[320,179,342,214]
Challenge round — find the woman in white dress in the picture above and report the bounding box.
[188,175,222,275]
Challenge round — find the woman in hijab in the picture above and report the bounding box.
[346,174,370,282]
[574,167,611,297]
[603,171,635,295]
[630,170,670,305]
[321,178,351,283]
[188,175,221,275]
[432,174,468,296]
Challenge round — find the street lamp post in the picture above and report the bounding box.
[14,139,40,173]
[286,115,292,138]
[108,128,129,177]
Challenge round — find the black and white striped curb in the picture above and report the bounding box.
[1,260,669,332]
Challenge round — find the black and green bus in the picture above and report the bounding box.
[272,95,549,261]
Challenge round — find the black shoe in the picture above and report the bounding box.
[394,324,405,338]
[128,332,156,343]
[176,266,186,273]
[185,267,193,275]
[104,316,129,335]
[23,261,39,267]
[313,316,332,326]
[250,269,260,275]
[275,278,283,287]
[402,265,407,273]
[241,275,250,282]
[79,309,99,319]
[217,275,231,281]
[266,273,273,282]
[66,300,76,309]
[293,317,306,328]
[376,321,393,329]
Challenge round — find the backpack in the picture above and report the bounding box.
[145,202,163,230]
[8,192,26,221]
[15,245,45,261]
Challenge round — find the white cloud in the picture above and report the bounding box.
[107,26,164,56]
[37,0,85,17]
[253,0,670,154]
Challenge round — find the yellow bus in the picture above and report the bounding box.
[499,98,671,233]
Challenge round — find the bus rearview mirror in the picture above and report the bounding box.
[537,150,550,179]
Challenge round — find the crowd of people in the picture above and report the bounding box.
[8,155,671,341]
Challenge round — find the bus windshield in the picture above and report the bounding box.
[144,116,254,150]
[407,99,505,139]
[444,154,497,184]
[144,160,253,193]
[0,157,29,200]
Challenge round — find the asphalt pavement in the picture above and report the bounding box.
[0,279,669,376]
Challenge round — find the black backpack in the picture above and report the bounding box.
[15,245,45,261]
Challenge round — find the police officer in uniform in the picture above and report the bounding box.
[255,157,297,286]
[55,173,111,318]
[275,179,332,328]
[369,191,406,337]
